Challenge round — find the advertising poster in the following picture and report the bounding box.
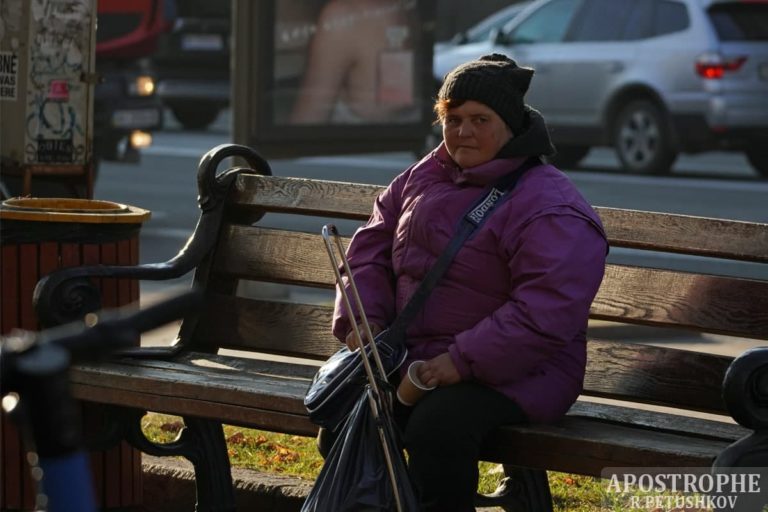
[233,0,436,157]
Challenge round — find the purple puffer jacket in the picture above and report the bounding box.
[332,143,608,423]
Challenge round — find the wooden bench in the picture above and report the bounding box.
[34,144,768,511]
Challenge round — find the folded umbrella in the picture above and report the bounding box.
[301,225,418,512]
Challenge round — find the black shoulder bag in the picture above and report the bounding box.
[304,157,541,430]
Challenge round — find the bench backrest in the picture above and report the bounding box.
[189,174,768,417]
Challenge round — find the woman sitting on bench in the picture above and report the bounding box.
[331,54,608,512]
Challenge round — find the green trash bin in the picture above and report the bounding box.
[0,197,150,511]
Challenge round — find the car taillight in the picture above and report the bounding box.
[695,53,747,79]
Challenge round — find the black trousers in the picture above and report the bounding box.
[318,382,526,512]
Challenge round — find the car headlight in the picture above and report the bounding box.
[128,76,155,96]
[130,130,152,149]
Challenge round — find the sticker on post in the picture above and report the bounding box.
[0,51,19,100]
[37,138,74,163]
[49,80,70,102]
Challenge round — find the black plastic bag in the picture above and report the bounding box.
[301,386,419,512]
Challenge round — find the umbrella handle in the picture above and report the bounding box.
[322,225,408,512]
[321,224,391,385]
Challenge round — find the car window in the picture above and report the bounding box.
[622,0,654,40]
[462,5,527,44]
[507,0,580,44]
[653,0,689,37]
[568,0,635,41]
[708,3,768,41]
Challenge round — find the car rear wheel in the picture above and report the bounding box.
[170,104,221,131]
[613,100,677,175]
[549,145,590,169]
[745,147,768,178]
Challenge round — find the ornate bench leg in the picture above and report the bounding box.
[122,411,236,512]
[475,465,553,512]
[182,417,236,512]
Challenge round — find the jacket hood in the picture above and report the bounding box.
[496,106,555,158]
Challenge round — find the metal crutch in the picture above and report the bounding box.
[321,224,406,512]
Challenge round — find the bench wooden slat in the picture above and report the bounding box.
[193,296,338,358]
[230,174,768,261]
[231,174,380,220]
[567,401,747,441]
[591,265,768,339]
[71,382,315,436]
[214,227,339,288]
[68,354,742,477]
[584,343,731,415]
[74,354,746,440]
[212,226,768,338]
[484,417,733,476]
[597,207,768,263]
[193,294,733,413]
[72,355,313,416]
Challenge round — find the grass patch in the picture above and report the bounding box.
[142,413,606,511]
[141,413,322,479]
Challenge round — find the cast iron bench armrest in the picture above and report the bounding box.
[33,144,271,328]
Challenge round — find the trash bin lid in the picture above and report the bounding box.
[0,198,150,224]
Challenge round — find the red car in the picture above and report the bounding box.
[93,0,174,161]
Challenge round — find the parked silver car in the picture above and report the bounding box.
[433,2,531,57]
[434,0,768,177]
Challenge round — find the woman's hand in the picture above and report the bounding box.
[419,353,461,388]
[345,323,382,350]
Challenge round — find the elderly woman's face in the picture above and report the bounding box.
[442,100,513,169]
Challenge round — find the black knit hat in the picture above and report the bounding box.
[438,53,534,133]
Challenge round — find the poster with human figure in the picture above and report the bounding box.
[275,0,420,125]
[233,0,435,157]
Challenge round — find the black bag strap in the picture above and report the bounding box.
[385,156,542,343]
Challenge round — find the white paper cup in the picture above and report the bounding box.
[396,360,437,406]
